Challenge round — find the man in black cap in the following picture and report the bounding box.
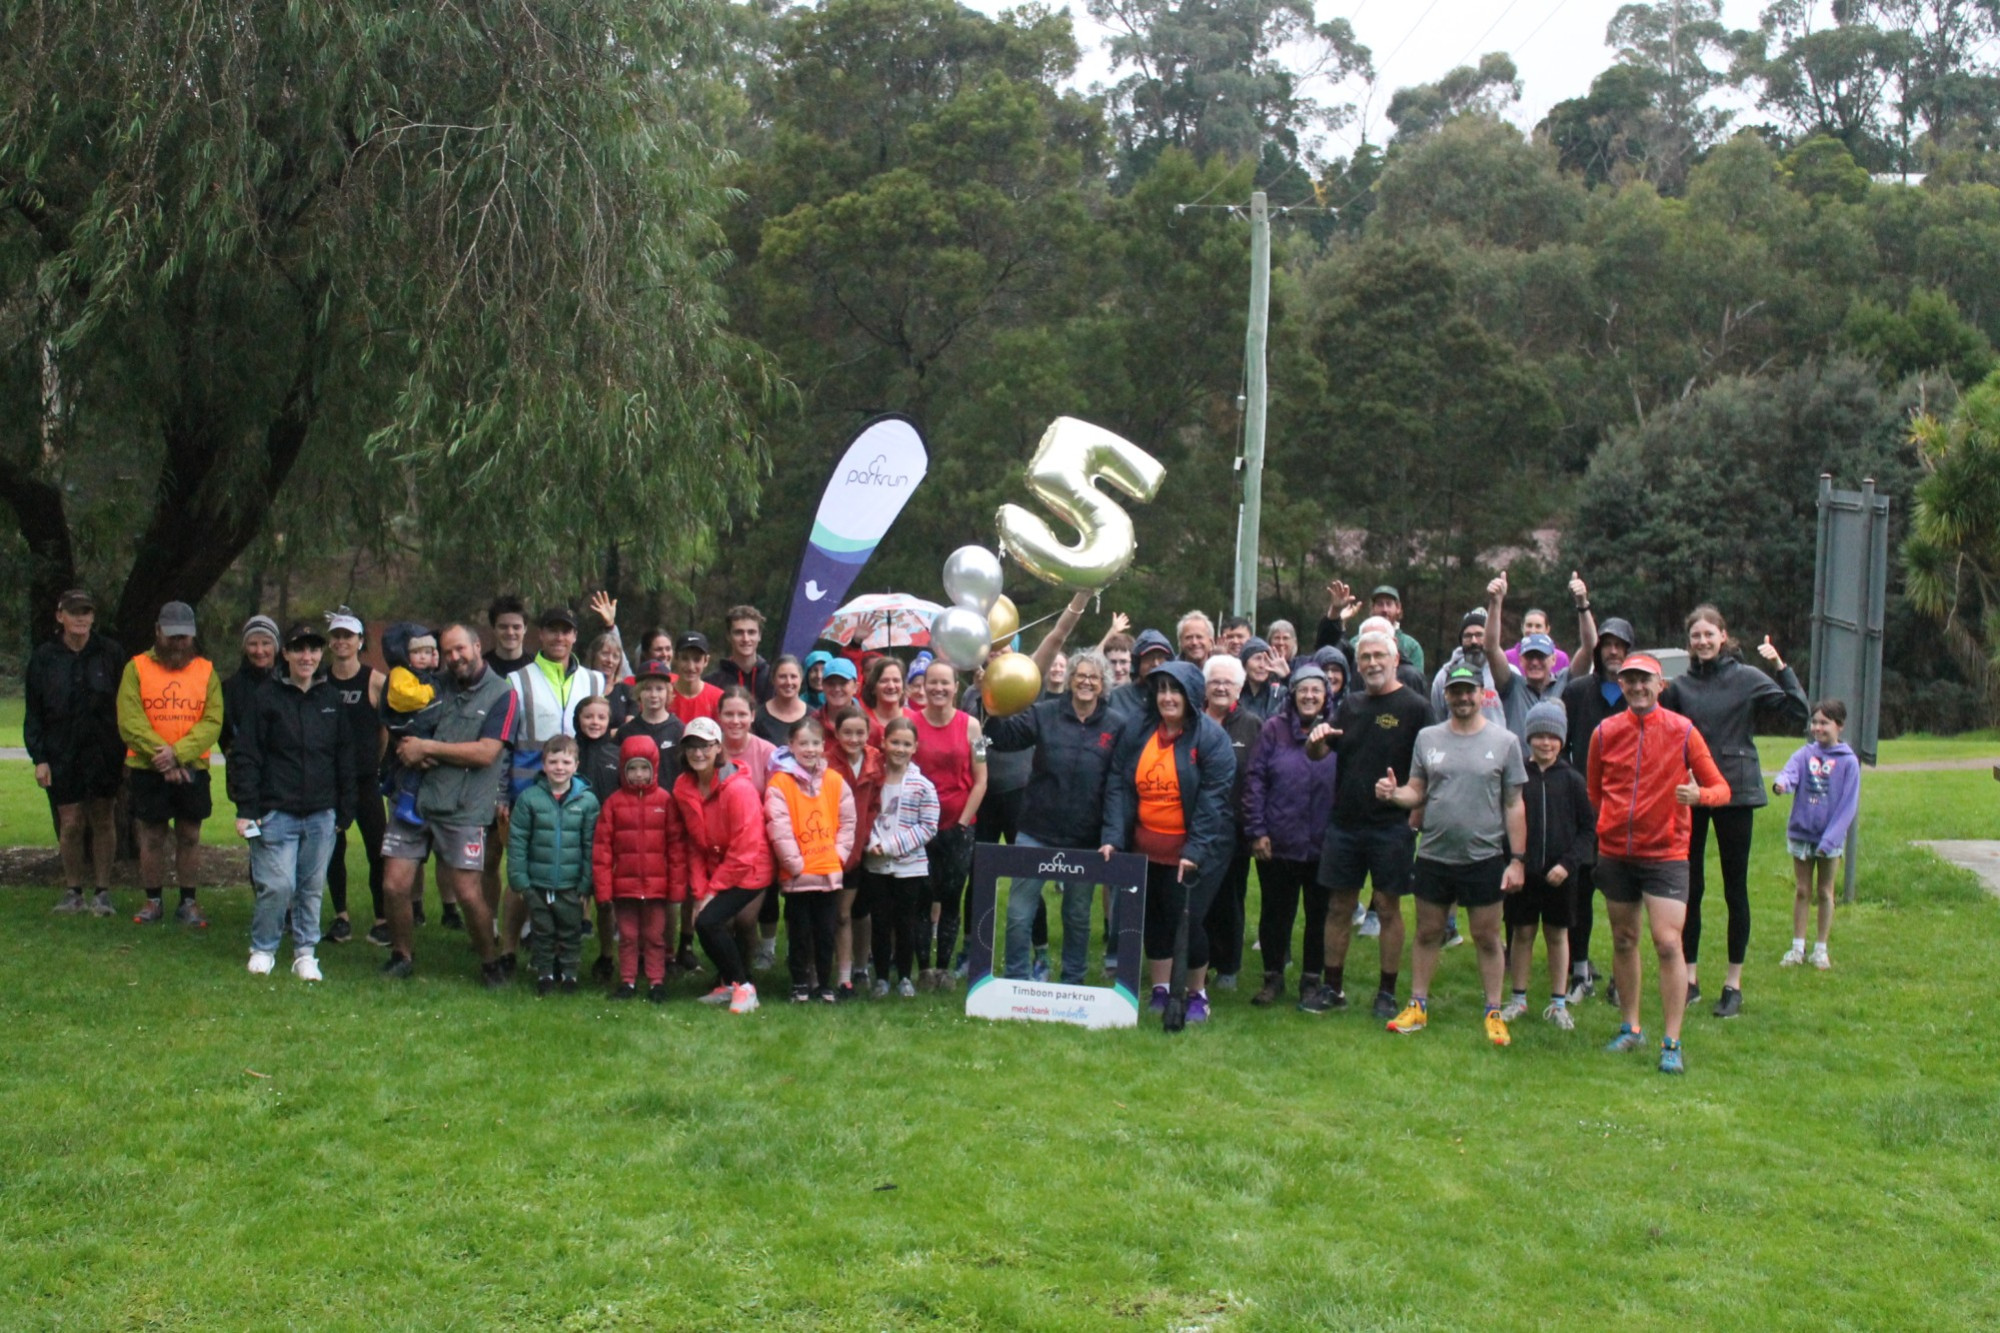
[27,589,125,916]
[669,630,724,722]
[118,601,224,927]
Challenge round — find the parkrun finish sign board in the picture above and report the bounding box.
[962,844,1147,1030]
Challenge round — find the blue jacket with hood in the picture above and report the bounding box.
[1099,660,1236,874]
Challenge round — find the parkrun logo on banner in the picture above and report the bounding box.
[843,454,910,488]
[1036,854,1089,876]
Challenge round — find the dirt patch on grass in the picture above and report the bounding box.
[0,845,249,887]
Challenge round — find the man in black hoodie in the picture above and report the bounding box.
[1558,575,1630,1004]
[27,589,126,915]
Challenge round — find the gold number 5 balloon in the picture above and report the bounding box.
[995,418,1166,590]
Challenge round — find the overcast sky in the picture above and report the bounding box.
[963,0,1777,152]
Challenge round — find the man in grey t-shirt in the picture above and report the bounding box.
[1375,663,1528,1045]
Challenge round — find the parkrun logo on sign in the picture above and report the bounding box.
[1036,854,1089,876]
[843,454,909,488]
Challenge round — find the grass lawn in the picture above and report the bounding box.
[3,754,2000,1329]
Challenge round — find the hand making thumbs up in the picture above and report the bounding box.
[1375,766,1399,803]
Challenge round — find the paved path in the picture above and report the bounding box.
[1914,841,2000,897]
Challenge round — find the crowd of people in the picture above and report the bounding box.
[22,572,1862,1070]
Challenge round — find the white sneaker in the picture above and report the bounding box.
[1812,949,1831,971]
[1543,1000,1574,1030]
[871,978,890,998]
[291,953,323,982]
[897,977,917,998]
[751,941,777,972]
[1499,998,1529,1021]
[247,950,276,976]
[1351,904,1367,927]
[1780,946,1805,967]
[729,982,760,1014]
[1358,911,1381,939]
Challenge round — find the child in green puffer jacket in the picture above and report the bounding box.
[507,735,600,993]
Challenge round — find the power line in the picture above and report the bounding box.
[1513,0,1578,58]
[1375,0,1447,74]
[1453,0,1528,70]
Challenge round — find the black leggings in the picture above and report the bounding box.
[696,888,762,985]
[1685,805,1755,968]
[328,787,386,918]
[785,893,840,989]
[1203,851,1252,976]
[869,869,926,982]
[1141,859,1221,971]
[1255,857,1329,977]
[1567,863,1599,968]
[922,825,975,970]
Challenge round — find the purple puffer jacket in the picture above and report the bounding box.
[1242,693,1337,862]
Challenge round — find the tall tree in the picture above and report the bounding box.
[1905,369,2000,697]
[0,0,770,651]
[1386,54,1524,141]
[1604,0,1745,190]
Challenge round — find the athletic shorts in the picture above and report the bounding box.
[47,759,124,807]
[1410,855,1507,910]
[380,816,488,872]
[1788,839,1841,862]
[1596,855,1689,904]
[128,767,213,824]
[1503,875,1573,931]
[1317,821,1416,896]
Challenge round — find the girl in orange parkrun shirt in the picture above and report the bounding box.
[1098,661,1237,1026]
[766,718,856,1004]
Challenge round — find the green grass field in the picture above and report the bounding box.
[3,742,2000,1329]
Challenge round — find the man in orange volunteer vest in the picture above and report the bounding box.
[118,601,225,926]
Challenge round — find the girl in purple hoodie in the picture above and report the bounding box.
[1770,700,1861,971]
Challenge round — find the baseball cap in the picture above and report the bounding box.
[537,606,578,629]
[675,630,710,656]
[909,651,933,678]
[1370,585,1401,602]
[157,601,198,637]
[1519,633,1556,657]
[57,588,95,613]
[824,659,858,682]
[283,620,328,649]
[1444,663,1483,689]
[1618,653,1664,678]
[634,659,675,681]
[682,717,723,746]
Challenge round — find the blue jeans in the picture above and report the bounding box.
[249,809,337,954]
[1004,834,1094,983]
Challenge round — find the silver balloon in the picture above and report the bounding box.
[995,417,1166,590]
[931,606,992,671]
[941,545,1004,614]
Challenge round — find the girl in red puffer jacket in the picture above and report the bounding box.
[592,735,686,1002]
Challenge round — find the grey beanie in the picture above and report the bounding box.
[241,614,281,647]
[1525,700,1568,743]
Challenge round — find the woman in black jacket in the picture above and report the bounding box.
[1097,661,1237,1023]
[219,615,281,755]
[1660,604,1810,1019]
[226,622,355,983]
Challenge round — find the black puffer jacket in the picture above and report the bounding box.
[1661,653,1810,809]
[226,674,356,823]
[24,631,126,779]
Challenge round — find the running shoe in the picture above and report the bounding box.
[52,889,86,915]
[1687,981,1702,1006]
[1605,1024,1645,1053]
[751,940,778,972]
[647,984,666,1004]
[676,944,701,975]
[1149,985,1170,1013]
[1441,924,1464,949]
[291,954,322,983]
[1103,953,1119,975]
[1372,990,1399,1021]
[1250,973,1284,1007]
[326,916,353,945]
[896,978,916,998]
[1358,911,1382,939]
[591,954,614,981]
[497,952,517,980]
[536,976,557,997]
[380,953,414,979]
[248,950,276,976]
[699,984,734,1005]
[1351,904,1367,927]
[89,891,116,917]
[1712,986,1742,1019]
[411,900,427,927]
[1606,979,1621,1008]
[872,978,891,998]
[1213,972,1237,991]
[729,982,760,1014]
[1031,951,1051,983]
[480,960,509,990]
[1386,1000,1428,1034]
[1812,948,1831,971]
[175,898,208,928]
[790,984,813,1004]
[817,986,839,1004]
[610,982,637,1000]
[442,905,464,931]
[1296,985,1345,1014]
[1499,998,1529,1021]
[366,922,392,948]
[1484,1010,1511,1046]
[133,898,165,925]
[1659,1039,1685,1075]
[1186,992,1210,1024]
[1543,1000,1574,1030]
[1779,946,1805,967]
[835,983,856,1003]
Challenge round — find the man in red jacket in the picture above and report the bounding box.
[1586,654,1730,1074]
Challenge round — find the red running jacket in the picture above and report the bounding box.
[1587,705,1731,862]
[672,761,774,899]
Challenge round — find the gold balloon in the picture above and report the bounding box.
[980,651,1042,717]
[986,594,1020,645]
[995,417,1167,590]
